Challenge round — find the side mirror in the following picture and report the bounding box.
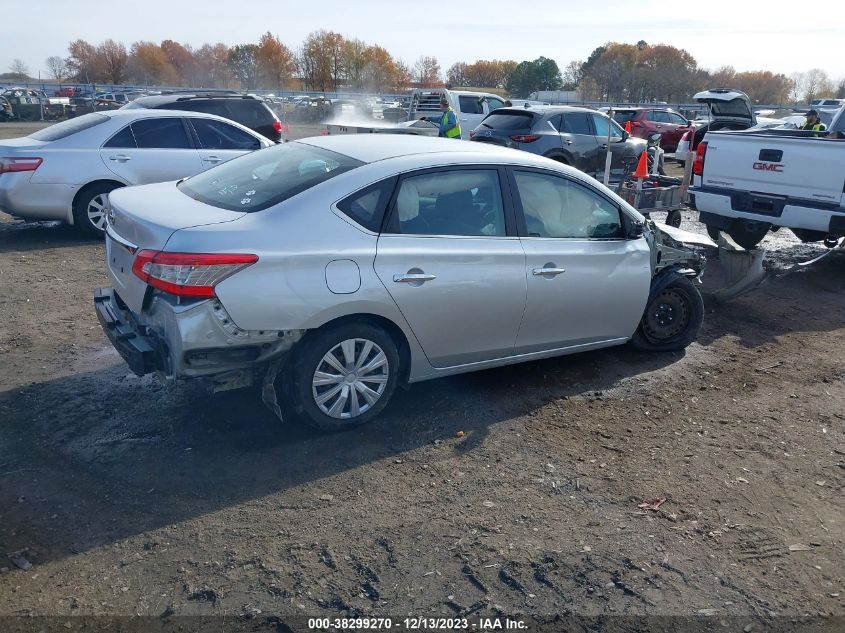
[626,218,644,239]
[621,130,629,141]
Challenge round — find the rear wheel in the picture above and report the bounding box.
[73,182,122,238]
[631,276,704,352]
[291,323,400,431]
[790,228,826,243]
[727,220,770,250]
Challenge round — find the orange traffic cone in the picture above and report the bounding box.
[633,151,649,179]
[624,120,632,134]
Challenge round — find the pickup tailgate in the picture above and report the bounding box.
[702,133,845,205]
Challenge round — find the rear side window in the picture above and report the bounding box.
[226,99,274,124]
[178,141,363,212]
[561,112,592,135]
[458,95,483,115]
[612,111,637,124]
[170,100,230,118]
[103,125,136,148]
[190,118,261,150]
[29,113,108,141]
[131,118,192,149]
[336,178,396,232]
[480,112,534,130]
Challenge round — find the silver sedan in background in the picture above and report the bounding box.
[0,110,272,236]
[95,135,706,431]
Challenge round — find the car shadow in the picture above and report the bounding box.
[0,343,679,567]
[0,218,99,253]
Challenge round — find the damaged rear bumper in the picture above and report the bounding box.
[94,287,304,389]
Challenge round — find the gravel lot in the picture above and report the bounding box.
[0,120,842,632]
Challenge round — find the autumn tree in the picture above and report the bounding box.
[126,41,178,85]
[46,56,67,81]
[298,30,336,91]
[561,60,583,90]
[227,44,259,89]
[446,62,468,87]
[98,39,128,84]
[360,45,397,92]
[413,55,441,87]
[257,32,296,89]
[160,40,195,85]
[66,39,101,82]
[393,60,413,92]
[194,43,232,88]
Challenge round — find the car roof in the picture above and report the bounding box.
[298,134,559,167]
[132,94,260,107]
[102,108,239,121]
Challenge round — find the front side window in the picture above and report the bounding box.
[190,118,260,150]
[178,141,362,212]
[591,114,623,140]
[130,118,192,149]
[458,95,483,115]
[487,97,506,111]
[514,171,623,239]
[390,169,506,237]
[668,113,688,125]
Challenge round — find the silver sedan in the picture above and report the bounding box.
[0,109,272,236]
[95,135,706,430]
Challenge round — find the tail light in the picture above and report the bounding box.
[273,120,282,133]
[510,134,540,143]
[693,141,708,176]
[132,251,258,298]
[0,157,43,174]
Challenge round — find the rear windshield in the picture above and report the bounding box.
[121,101,143,109]
[480,112,535,130]
[29,113,109,141]
[612,111,637,124]
[177,142,363,212]
[709,99,751,119]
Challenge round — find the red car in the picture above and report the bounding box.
[54,87,77,97]
[611,107,691,153]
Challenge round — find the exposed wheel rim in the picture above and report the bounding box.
[86,193,109,231]
[643,288,690,342]
[312,338,389,420]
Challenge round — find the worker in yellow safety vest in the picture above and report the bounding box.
[438,97,461,139]
[799,109,826,135]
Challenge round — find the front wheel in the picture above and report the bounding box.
[631,275,704,352]
[291,323,400,431]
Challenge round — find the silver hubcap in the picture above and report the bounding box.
[87,193,109,230]
[312,338,389,419]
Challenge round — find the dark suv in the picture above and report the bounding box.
[125,94,282,141]
[470,106,646,181]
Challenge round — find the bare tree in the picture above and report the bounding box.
[46,56,67,81]
[10,59,29,81]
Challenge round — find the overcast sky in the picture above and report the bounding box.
[6,0,845,81]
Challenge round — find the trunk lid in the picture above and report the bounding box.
[105,181,246,312]
[694,89,755,127]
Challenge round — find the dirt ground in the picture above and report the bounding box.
[0,120,842,632]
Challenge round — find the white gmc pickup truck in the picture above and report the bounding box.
[689,106,845,249]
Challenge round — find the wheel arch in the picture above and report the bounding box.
[69,179,126,225]
[301,313,413,385]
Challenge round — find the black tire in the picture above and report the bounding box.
[631,275,704,352]
[290,322,400,432]
[705,225,721,241]
[666,209,682,228]
[726,220,770,250]
[790,228,826,243]
[73,181,122,238]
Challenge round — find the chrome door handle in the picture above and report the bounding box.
[203,155,222,163]
[393,273,436,283]
[564,139,573,145]
[109,154,131,162]
[532,267,566,276]
[601,143,608,149]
